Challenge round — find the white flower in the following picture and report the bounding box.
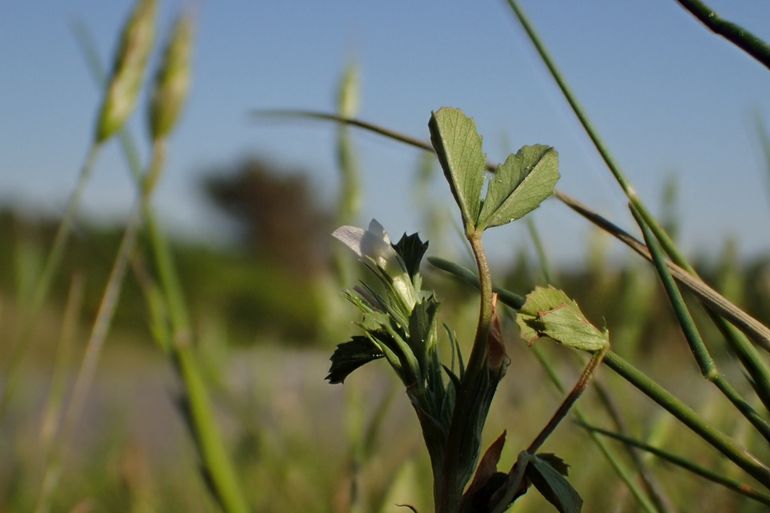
[333,219,417,310]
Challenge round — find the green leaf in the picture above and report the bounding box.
[478,145,558,229]
[326,336,385,384]
[393,232,429,278]
[517,286,609,352]
[408,296,439,365]
[429,108,486,233]
[527,455,582,513]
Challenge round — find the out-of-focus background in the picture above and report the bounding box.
[3,1,770,512]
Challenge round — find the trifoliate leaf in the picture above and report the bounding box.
[517,286,609,352]
[478,145,558,230]
[527,455,582,513]
[429,108,486,233]
[327,336,385,384]
[393,232,429,278]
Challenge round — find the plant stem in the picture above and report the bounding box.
[74,24,249,512]
[506,0,770,361]
[675,0,770,71]
[465,231,493,380]
[526,215,672,512]
[252,109,770,352]
[556,191,770,353]
[437,231,495,513]
[526,348,608,455]
[631,204,770,441]
[533,346,662,513]
[603,351,770,488]
[0,144,102,420]
[38,142,166,512]
[583,422,770,507]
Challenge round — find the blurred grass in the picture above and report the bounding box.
[4,198,770,511]
[4,2,770,511]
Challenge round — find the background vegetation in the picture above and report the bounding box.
[3,1,770,512]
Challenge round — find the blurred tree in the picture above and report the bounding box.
[203,158,332,276]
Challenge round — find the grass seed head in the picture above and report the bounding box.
[148,13,195,142]
[95,0,157,143]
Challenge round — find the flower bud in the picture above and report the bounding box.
[95,0,156,143]
[148,13,194,141]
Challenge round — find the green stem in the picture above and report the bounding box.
[174,345,250,513]
[437,231,495,513]
[74,24,249,512]
[508,0,770,387]
[526,347,608,455]
[675,0,770,71]
[556,191,770,354]
[252,109,770,353]
[526,214,671,512]
[37,142,165,511]
[631,204,770,441]
[506,0,631,194]
[583,422,770,507]
[0,144,102,420]
[532,347,662,513]
[466,232,493,380]
[603,351,770,488]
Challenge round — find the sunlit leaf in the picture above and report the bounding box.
[517,286,608,352]
[429,108,486,233]
[478,145,558,229]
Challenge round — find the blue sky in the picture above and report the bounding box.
[3,1,770,267]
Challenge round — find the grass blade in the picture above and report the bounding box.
[581,422,770,507]
[630,204,770,442]
[603,351,770,488]
[251,109,770,352]
[675,0,770,71]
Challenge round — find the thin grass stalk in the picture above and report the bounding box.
[554,192,770,358]
[581,422,770,507]
[31,275,86,513]
[39,274,85,451]
[505,0,770,396]
[435,254,673,511]
[526,348,608,455]
[526,218,673,513]
[489,348,608,513]
[433,249,664,512]
[336,62,361,225]
[430,257,770,488]
[75,21,249,512]
[132,254,249,513]
[35,142,167,513]
[251,109,770,352]
[0,144,101,420]
[637,206,770,411]
[630,204,770,442]
[530,346,662,513]
[674,0,770,71]
[173,345,249,513]
[603,351,770,488]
